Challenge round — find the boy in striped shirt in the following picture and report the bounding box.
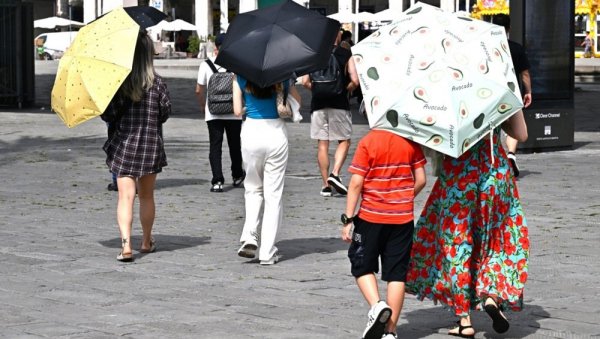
[341,129,427,339]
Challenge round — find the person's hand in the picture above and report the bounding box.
[346,82,357,93]
[523,93,532,108]
[341,224,353,243]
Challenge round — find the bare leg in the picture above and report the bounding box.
[506,135,518,153]
[137,173,157,250]
[331,139,350,176]
[448,315,475,337]
[317,140,330,187]
[116,176,137,255]
[506,135,520,176]
[384,281,406,333]
[356,273,380,307]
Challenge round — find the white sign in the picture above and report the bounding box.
[150,0,163,11]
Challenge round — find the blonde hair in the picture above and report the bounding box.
[120,31,155,102]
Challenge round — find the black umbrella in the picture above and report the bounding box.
[123,6,167,29]
[215,0,340,88]
[94,6,167,29]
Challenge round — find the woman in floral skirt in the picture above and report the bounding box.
[406,110,529,338]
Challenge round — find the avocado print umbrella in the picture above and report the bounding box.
[352,2,523,158]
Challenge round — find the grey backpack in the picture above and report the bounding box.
[205,59,233,115]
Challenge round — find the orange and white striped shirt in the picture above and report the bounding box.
[349,130,426,224]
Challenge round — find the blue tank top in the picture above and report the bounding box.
[237,76,280,120]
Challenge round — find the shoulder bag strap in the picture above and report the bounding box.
[205,59,219,74]
[283,80,289,104]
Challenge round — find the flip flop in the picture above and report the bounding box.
[484,298,510,333]
[117,251,134,262]
[139,240,157,253]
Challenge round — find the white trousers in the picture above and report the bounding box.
[239,118,288,261]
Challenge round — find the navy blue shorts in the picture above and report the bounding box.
[347,216,414,282]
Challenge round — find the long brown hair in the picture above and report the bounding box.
[245,80,276,99]
[120,31,155,102]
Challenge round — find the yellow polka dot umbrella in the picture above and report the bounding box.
[51,7,139,128]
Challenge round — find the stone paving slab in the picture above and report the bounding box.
[0,61,599,338]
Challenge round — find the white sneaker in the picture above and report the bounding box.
[381,333,397,339]
[237,242,258,258]
[260,253,280,265]
[362,301,392,339]
[507,152,520,177]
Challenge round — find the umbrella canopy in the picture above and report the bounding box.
[149,19,197,31]
[327,11,356,23]
[327,11,376,23]
[215,0,340,88]
[51,7,139,128]
[34,16,84,29]
[352,3,523,158]
[354,11,377,22]
[123,6,167,29]
[372,8,403,21]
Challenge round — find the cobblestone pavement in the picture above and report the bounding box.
[0,60,598,338]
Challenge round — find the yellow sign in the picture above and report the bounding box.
[471,0,509,18]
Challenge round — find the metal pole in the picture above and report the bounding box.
[354,0,359,43]
[220,0,228,33]
[16,1,23,108]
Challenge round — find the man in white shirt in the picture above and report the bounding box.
[196,33,245,192]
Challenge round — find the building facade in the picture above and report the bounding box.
[47,0,468,38]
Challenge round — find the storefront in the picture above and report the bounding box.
[575,0,599,58]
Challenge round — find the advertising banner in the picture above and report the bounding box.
[519,108,575,151]
[512,0,575,152]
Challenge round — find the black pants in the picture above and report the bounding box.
[207,119,244,185]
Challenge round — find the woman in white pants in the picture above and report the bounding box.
[232,75,300,265]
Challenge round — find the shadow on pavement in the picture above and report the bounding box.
[572,141,593,150]
[399,303,551,339]
[0,135,105,152]
[99,234,211,251]
[275,236,348,262]
[513,170,542,179]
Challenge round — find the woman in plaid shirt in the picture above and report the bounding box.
[102,31,171,262]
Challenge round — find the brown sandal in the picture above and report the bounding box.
[139,239,157,253]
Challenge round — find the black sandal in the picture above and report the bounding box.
[448,321,475,339]
[484,297,510,333]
